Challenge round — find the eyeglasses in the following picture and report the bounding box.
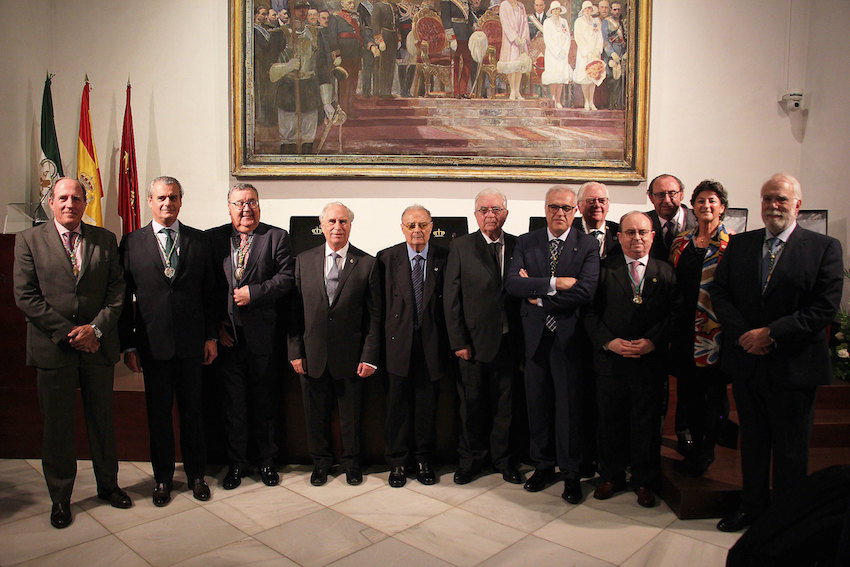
[229,199,259,209]
[547,203,576,213]
[403,221,432,230]
[622,229,652,237]
[651,190,682,200]
[476,206,505,215]
[583,197,609,206]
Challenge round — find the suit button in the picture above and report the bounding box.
[329,317,333,321]
[394,314,399,318]
[390,336,395,341]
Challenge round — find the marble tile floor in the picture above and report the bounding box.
[0,459,741,567]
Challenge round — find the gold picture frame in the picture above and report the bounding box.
[231,0,651,181]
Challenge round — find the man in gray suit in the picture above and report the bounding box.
[645,174,697,261]
[288,202,382,486]
[14,178,131,529]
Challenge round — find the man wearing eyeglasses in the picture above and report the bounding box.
[377,205,449,487]
[445,190,523,485]
[584,211,679,508]
[645,174,696,260]
[505,185,599,504]
[207,183,295,491]
[573,181,621,259]
[711,174,842,532]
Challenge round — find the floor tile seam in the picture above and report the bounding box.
[664,527,740,551]
[580,502,679,530]
[0,508,105,566]
[614,529,677,566]
[454,496,570,534]
[203,486,322,535]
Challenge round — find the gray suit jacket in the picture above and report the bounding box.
[14,222,124,368]
[288,243,382,379]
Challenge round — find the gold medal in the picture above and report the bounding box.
[164,266,175,278]
[633,295,642,304]
[235,266,245,280]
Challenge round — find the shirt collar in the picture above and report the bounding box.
[53,219,81,237]
[582,218,606,234]
[325,241,349,259]
[407,242,429,261]
[152,219,180,234]
[624,253,650,266]
[766,221,797,244]
[547,227,570,241]
[480,231,504,245]
[671,206,685,228]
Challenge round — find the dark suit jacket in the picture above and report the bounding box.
[572,217,621,259]
[207,222,295,355]
[505,227,599,358]
[710,227,843,388]
[584,252,680,376]
[14,222,124,368]
[119,222,218,361]
[287,243,382,379]
[444,230,521,363]
[377,242,450,381]
[646,205,697,260]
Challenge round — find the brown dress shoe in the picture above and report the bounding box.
[634,486,655,508]
[593,480,625,500]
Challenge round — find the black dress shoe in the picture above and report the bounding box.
[498,465,523,485]
[192,478,211,501]
[223,465,245,490]
[417,462,436,485]
[311,465,328,486]
[260,466,280,487]
[524,468,556,492]
[562,478,583,504]
[97,487,133,509]
[634,486,656,508]
[389,466,407,488]
[50,501,72,529]
[152,482,172,507]
[345,467,363,486]
[676,430,694,457]
[717,510,757,532]
[453,466,479,485]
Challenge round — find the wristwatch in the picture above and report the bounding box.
[90,324,103,340]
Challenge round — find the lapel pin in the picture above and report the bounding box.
[349,258,354,264]
[652,277,657,283]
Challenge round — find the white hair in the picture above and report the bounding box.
[320,201,354,223]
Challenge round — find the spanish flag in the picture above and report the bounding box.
[77,77,103,226]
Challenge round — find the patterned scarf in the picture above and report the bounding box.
[669,224,730,367]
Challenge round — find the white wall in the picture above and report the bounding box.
[1,0,847,269]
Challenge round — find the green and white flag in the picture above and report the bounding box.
[37,73,63,218]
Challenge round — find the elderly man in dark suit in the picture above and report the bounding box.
[288,202,381,486]
[584,211,679,508]
[445,190,523,485]
[712,173,843,532]
[645,173,697,260]
[573,181,620,259]
[119,176,218,507]
[571,181,619,478]
[505,185,599,504]
[377,205,450,487]
[14,178,131,529]
[208,183,294,490]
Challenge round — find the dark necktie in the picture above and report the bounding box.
[63,231,79,277]
[412,255,424,328]
[590,229,604,256]
[663,220,676,249]
[326,252,340,304]
[490,242,503,280]
[761,237,782,291]
[546,239,564,332]
[161,227,178,276]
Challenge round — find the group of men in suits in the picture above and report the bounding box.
[14,172,842,531]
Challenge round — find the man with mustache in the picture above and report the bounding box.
[711,173,843,532]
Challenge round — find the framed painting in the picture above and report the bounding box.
[230,0,651,181]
